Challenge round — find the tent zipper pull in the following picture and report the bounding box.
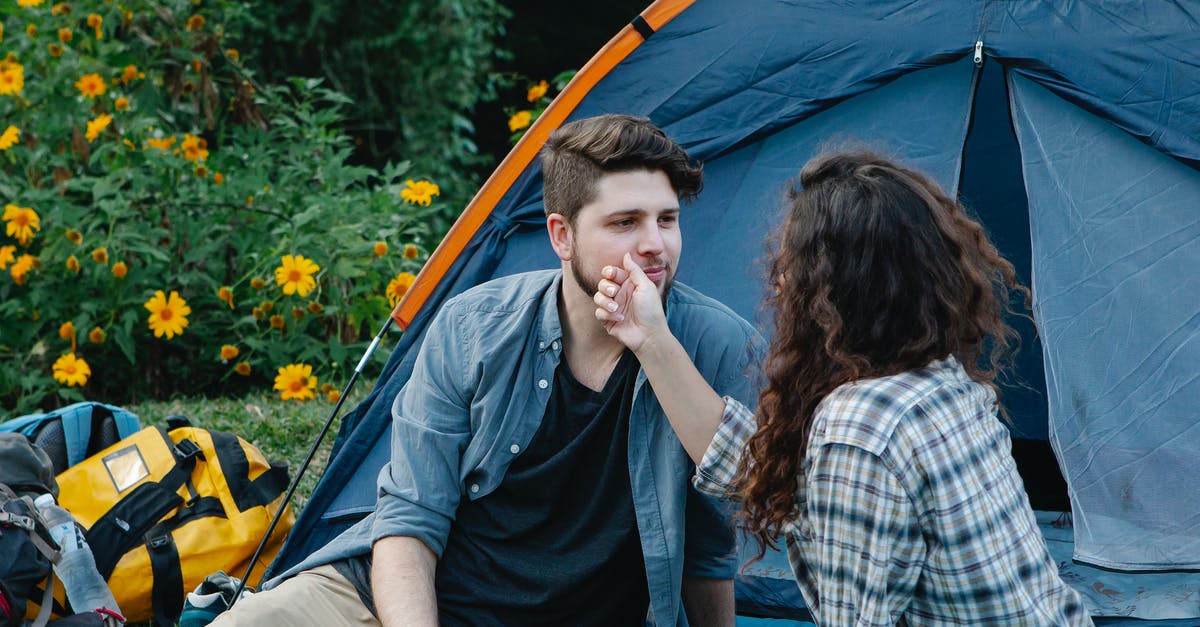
[974,40,984,65]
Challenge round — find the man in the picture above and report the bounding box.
[212,114,760,626]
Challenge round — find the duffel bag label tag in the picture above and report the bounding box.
[102,445,150,493]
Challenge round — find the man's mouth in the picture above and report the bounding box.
[643,266,667,284]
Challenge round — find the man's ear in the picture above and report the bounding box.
[547,213,573,261]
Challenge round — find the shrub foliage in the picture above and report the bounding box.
[0,0,450,414]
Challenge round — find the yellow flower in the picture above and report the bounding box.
[386,271,416,307]
[195,165,208,178]
[3,204,40,246]
[52,353,90,387]
[88,326,105,344]
[291,306,305,320]
[111,261,127,278]
[114,96,129,111]
[48,43,63,57]
[307,301,323,315]
[66,255,79,272]
[526,79,549,102]
[91,247,107,264]
[399,179,440,206]
[121,64,137,84]
[217,286,234,308]
[75,72,106,98]
[86,13,101,38]
[226,48,239,62]
[186,14,205,31]
[66,228,82,244]
[274,254,320,297]
[326,389,340,403]
[251,306,265,320]
[26,24,37,37]
[0,125,18,150]
[274,363,317,401]
[269,314,284,329]
[0,245,15,270]
[235,361,251,376]
[18,0,44,7]
[58,28,72,43]
[403,244,419,260]
[58,321,75,341]
[213,172,224,184]
[220,344,239,361]
[260,300,274,312]
[145,136,175,150]
[10,254,36,284]
[85,113,112,142]
[373,241,388,257]
[508,110,532,132]
[51,3,70,16]
[249,277,265,290]
[180,133,208,162]
[144,290,191,339]
[0,60,25,96]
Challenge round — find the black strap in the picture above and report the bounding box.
[145,525,183,627]
[86,428,198,578]
[631,15,655,39]
[209,432,287,512]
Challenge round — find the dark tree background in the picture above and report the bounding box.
[235,0,646,231]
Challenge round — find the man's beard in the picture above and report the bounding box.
[570,256,672,306]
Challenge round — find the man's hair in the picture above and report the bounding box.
[737,149,1031,558]
[539,114,702,223]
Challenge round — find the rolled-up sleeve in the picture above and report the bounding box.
[693,397,757,497]
[372,305,472,558]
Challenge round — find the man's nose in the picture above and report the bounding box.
[637,222,664,256]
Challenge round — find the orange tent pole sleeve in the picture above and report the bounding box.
[390,0,697,330]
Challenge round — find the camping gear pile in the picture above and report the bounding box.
[1,403,293,626]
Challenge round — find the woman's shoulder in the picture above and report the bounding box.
[815,358,988,455]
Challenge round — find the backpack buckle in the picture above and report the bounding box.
[173,438,203,462]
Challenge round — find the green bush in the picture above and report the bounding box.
[0,0,447,414]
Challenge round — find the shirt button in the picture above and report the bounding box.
[537,379,548,389]
[510,444,520,454]
[551,340,559,351]
[539,341,545,349]
[470,484,479,494]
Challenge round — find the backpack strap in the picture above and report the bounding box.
[60,403,96,469]
[86,428,202,579]
[27,572,54,627]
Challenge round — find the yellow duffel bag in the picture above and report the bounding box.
[34,421,294,625]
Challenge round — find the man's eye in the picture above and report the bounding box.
[659,216,677,225]
[612,219,634,228]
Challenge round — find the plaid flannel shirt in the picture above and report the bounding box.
[695,357,1092,626]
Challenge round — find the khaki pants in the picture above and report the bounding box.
[209,564,379,627]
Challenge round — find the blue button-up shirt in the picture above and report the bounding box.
[278,269,762,626]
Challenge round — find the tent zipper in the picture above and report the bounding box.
[974,40,984,65]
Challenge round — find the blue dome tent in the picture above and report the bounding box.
[270,1,1200,623]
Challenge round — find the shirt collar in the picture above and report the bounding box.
[536,271,565,353]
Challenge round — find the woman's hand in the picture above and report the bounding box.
[594,253,669,354]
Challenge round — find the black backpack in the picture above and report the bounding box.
[0,433,60,627]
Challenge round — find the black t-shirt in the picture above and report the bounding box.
[337,349,649,625]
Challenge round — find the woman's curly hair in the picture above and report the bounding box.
[738,150,1031,556]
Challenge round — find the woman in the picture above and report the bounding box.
[594,150,1091,625]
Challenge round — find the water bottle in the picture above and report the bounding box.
[33,493,123,617]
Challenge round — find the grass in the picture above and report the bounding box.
[127,383,373,515]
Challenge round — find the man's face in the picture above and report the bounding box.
[562,169,682,302]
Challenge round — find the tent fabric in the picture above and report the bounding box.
[1010,74,1200,570]
[271,0,1200,607]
